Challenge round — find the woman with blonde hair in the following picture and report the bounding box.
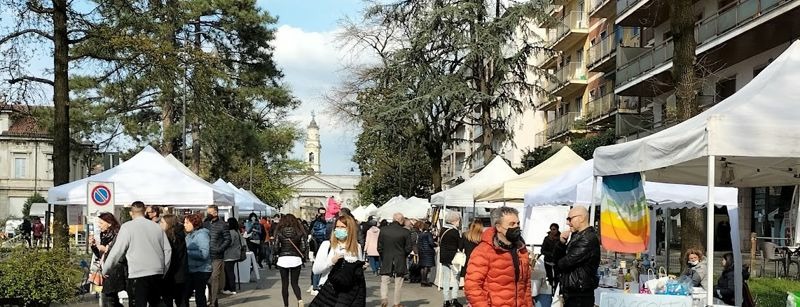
[310,214,366,307]
[681,248,708,289]
[460,219,484,279]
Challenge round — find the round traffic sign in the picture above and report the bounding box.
[91,185,112,206]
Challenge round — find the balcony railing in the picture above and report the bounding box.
[696,0,785,44]
[535,131,548,148]
[617,0,793,89]
[549,11,588,46]
[586,93,615,122]
[616,0,646,16]
[549,61,588,92]
[616,39,673,87]
[588,33,617,68]
[546,112,583,139]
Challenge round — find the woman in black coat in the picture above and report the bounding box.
[160,214,188,307]
[417,222,437,286]
[91,212,125,307]
[714,253,750,305]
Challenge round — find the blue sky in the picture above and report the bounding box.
[261,0,366,175]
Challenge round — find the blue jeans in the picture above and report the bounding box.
[535,294,553,307]
[311,272,321,290]
[440,265,460,301]
[368,256,381,275]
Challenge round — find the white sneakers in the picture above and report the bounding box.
[309,290,318,296]
[298,299,304,307]
[221,290,236,295]
[306,285,314,293]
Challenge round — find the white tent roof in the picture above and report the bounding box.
[525,160,739,208]
[365,203,378,215]
[48,146,234,206]
[351,206,367,221]
[377,196,430,221]
[211,179,266,214]
[475,147,585,202]
[431,156,518,207]
[593,41,800,187]
[381,195,406,208]
[238,188,269,213]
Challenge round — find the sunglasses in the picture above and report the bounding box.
[566,215,581,222]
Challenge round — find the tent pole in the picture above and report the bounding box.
[707,155,716,307]
[589,176,597,227]
[665,208,670,274]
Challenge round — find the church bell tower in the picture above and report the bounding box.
[305,113,321,174]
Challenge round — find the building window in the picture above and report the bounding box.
[308,152,315,163]
[716,77,737,101]
[14,156,26,179]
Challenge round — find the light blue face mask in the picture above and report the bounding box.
[334,228,348,240]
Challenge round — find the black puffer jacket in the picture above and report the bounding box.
[556,226,600,293]
[309,260,366,307]
[714,265,750,305]
[165,226,187,284]
[273,226,309,259]
[204,217,231,260]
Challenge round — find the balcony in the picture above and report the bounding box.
[550,61,588,97]
[538,3,564,28]
[589,0,615,18]
[546,112,585,140]
[616,0,669,27]
[537,90,559,111]
[615,0,800,96]
[587,33,617,73]
[549,11,589,51]
[586,94,646,125]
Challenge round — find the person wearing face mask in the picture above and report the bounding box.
[680,249,708,290]
[309,215,366,307]
[465,207,532,307]
[554,206,600,307]
[245,213,263,268]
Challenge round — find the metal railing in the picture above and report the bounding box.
[617,0,792,88]
[589,0,611,15]
[550,11,588,46]
[586,93,615,122]
[535,131,548,148]
[550,61,587,92]
[588,33,618,68]
[616,0,645,16]
[546,112,582,139]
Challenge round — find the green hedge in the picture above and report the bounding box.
[0,248,83,306]
[750,277,800,307]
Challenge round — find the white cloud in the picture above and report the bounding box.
[273,25,369,174]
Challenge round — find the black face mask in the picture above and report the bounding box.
[505,227,522,242]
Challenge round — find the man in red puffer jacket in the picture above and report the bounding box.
[465,207,532,307]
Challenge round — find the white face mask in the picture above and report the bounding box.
[688,260,699,266]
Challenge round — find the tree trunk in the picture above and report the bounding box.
[191,120,200,173]
[51,0,70,249]
[671,0,703,268]
[160,94,175,154]
[430,155,442,193]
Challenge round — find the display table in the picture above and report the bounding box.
[597,291,692,307]
[236,252,260,284]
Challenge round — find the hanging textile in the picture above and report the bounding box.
[600,173,649,253]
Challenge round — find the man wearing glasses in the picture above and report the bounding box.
[555,206,600,307]
[145,205,161,223]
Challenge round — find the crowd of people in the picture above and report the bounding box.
[85,198,750,307]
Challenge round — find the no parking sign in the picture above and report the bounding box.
[87,181,114,215]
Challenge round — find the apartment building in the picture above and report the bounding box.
[0,104,94,220]
[536,0,800,249]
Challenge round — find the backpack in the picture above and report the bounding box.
[238,233,248,262]
[312,220,328,242]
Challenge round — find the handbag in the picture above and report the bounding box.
[89,271,104,286]
[639,268,656,294]
[551,284,564,307]
[451,250,466,269]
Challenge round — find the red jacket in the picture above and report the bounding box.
[465,227,532,307]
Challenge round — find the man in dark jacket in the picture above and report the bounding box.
[556,206,600,307]
[378,213,412,307]
[203,205,231,307]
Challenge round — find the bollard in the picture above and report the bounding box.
[750,232,757,276]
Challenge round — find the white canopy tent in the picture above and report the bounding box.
[377,196,431,221]
[475,147,585,202]
[381,195,406,208]
[431,156,518,207]
[238,187,271,215]
[48,146,234,207]
[593,41,800,307]
[211,179,267,216]
[351,206,368,222]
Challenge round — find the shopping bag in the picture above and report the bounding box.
[551,284,563,307]
[639,268,656,294]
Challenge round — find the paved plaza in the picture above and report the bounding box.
[66,264,446,307]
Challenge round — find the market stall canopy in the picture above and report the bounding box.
[377,196,430,221]
[593,41,800,187]
[431,156,518,207]
[238,188,270,214]
[351,206,367,221]
[475,147,584,202]
[525,160,739,208]
[48,146,234,206]
[211,179,267,214]
[381,195,406,208]
[242,189,276,216]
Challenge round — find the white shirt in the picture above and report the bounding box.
[312,241,364,286]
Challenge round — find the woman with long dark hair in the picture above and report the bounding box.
[714,252,750,305]
[160,214,187,307]
[273,214,309,307]
[90,212,125,307]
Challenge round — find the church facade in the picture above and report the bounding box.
[281,116,361,221]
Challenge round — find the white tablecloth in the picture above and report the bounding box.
[235,252,260,283]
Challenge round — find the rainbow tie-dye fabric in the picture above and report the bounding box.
[600,173,650,253]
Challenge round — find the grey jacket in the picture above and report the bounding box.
[103,216,172,279]
[224,230,245,261]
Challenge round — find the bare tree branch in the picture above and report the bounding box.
[0,29,54,45]
[8,76,55,86]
